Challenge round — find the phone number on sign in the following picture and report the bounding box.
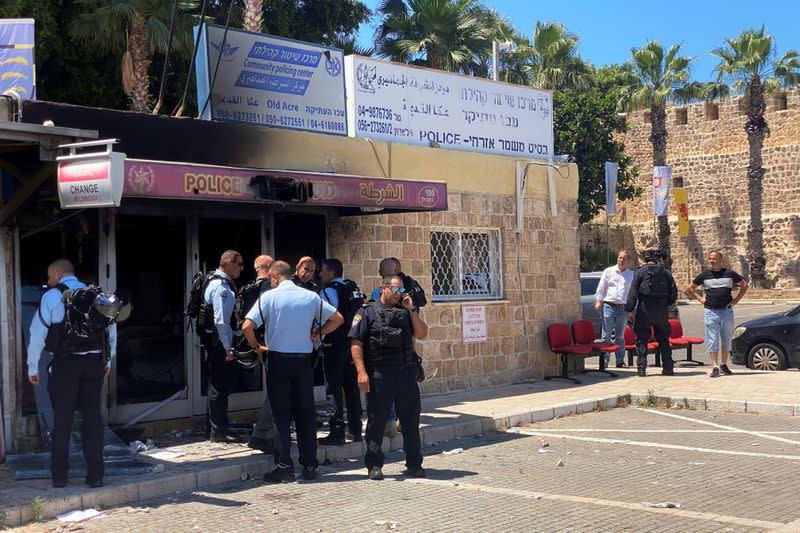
[214,110,344,132]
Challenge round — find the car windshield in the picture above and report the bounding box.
[580,278,599,296]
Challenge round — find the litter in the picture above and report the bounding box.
[533,493,542,500]
[272,509,279,515]
[374,520,400,529]
[537,448,551,454]
[126,507,151,514]
[57,509,104,522]
[442,448,464,455]
[556,459,564,467]
[151,463,165,474]
[641,502,681,509]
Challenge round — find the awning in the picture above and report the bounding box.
[123,159,447,211]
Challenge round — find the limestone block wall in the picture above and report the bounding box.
[609,89,800,288]
[328,191,581,393]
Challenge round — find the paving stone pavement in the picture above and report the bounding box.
[14,406,800,533]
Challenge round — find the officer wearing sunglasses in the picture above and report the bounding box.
[349,275,429,481]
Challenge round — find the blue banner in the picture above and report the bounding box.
[0,19,36,100]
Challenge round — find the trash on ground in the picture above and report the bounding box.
[272,509,279,515]
[57,509,104,522]
[240,472,249,481]
[374,520,400,529]
[537,448,552,454]
[556,459,565,467]
[538,439,549,449]
[533,493,542,500]
[151,463,165,474]
[126,507,151,514]
[442,448,464,455]
[641,502,681,509]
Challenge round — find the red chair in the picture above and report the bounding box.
[669,319,705,366]
[545,323,593,384]
[571,320,619,378]
[625,326,659,367]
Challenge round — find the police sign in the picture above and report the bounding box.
[57,140,125,209]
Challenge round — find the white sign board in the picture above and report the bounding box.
[345,56,553,158]
[195,25,347,135]
[57,152,125,209]
[462,305,487,343]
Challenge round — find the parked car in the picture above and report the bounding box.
[580,271,680,339]
[731,305,800,370]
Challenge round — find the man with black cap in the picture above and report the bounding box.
[625,249,678,377]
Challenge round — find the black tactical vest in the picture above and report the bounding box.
[366,302,414,368]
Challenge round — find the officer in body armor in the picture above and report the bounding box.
[26,259,118,488]
[199,250,243,442]
[625,249,678,377]
[349,275,429,481]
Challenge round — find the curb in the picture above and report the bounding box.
[5,393,800,527]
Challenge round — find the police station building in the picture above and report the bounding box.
[0,31,581,452]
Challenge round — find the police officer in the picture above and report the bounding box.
[292,256,319,292]
[318,258,363,446]
[625,249,678,377]
[241,261,343,483]
[201,250,243,442]
[247,255,276,453]
[27,259,117,488]
[350,275,429,481]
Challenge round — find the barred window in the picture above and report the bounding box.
[430,229,503,301]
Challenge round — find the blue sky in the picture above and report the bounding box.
[356,0,800,82]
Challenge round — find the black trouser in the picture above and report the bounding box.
[364,363,422,471]
[48,353,105,483]
[202,333,235,437]
[323,339,363,438]
[267,353,318,470]
[633,298,673,370]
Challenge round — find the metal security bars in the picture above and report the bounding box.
[430,229,503,301]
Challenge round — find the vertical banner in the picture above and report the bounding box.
[672,187,689,237]
[0,19,36,100]
[652,165,672,216]
[604,161,618,215]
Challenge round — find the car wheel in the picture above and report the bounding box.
[747,342,788,371]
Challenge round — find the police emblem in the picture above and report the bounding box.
[351,314,362,327]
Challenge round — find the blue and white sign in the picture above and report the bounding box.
[195,25,347,135]
[345,56,553,159]
[0,19,36,100]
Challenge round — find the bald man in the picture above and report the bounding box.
[247,254,276,453]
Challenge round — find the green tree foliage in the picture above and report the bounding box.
[510,21,593,91]
[554,87,640,224]
[262,0,370,46]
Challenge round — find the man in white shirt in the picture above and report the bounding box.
[594,250,634,367]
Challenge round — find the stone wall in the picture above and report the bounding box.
[329,190,582,393]
[610,89,800,289]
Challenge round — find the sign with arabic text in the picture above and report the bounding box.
[122,159,447,211]
[462,305,487,343]
[195,25,346,135]
[345,56,553,158]
[0,19,36,100]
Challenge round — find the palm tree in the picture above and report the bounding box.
[374,0,505,74]
[511,21,593,91]
[241,0,263,33]
[708,27,800,287]
[70,0,197,113]
[624,40,696,268]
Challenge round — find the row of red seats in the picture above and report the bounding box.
[546,319,705,383]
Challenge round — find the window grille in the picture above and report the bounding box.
[430,229,503,301]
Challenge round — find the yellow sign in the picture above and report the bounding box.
[672,187,689,237]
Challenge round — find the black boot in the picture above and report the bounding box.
[637,367,647,377]
[318,432,346,446]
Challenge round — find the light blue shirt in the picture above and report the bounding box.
[246,279,337,353]
[27,275,118,376]
[320,277,344,309]
[204,270,237,351]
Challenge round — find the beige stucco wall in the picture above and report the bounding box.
[606,88,800,292]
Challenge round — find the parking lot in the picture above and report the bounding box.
[21,405,800,532]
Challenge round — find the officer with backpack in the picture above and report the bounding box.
[27,259,119,488]
[198,250,243,442]
[625,249,679,377]
[317,259,364,446]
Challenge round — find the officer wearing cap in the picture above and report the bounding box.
[350,275,429,481]
[625,249,678,377]
[201,250,243,443]
[27,259,118,488]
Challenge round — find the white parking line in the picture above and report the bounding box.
[406,478,784,530]
[639,408,800,445]
[510,427,800,461]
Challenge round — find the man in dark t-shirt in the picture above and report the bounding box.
[686,250,748,378]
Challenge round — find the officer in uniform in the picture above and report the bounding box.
[201,250,243,442]
[317,258,363,446]
[241,261,343,482]
[625,249,678,377]
[27,259,117,488]
[349,275,429,481]
[247,255,276,453]
[292,256,319,292]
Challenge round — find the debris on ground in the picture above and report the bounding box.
[125,507,151,514]
[151,463,165,474]
[537,448,552,454]
[240,472,249,481]
[641,502,681,509]
[532,493,542,500]
[442,448,464,455]
[538,439,549,449]
[556,459,565,467]
[272,509,279,515]
[56,509,104,523]
[374,519,400,529]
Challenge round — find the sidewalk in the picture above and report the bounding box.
[2,365,799,527]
